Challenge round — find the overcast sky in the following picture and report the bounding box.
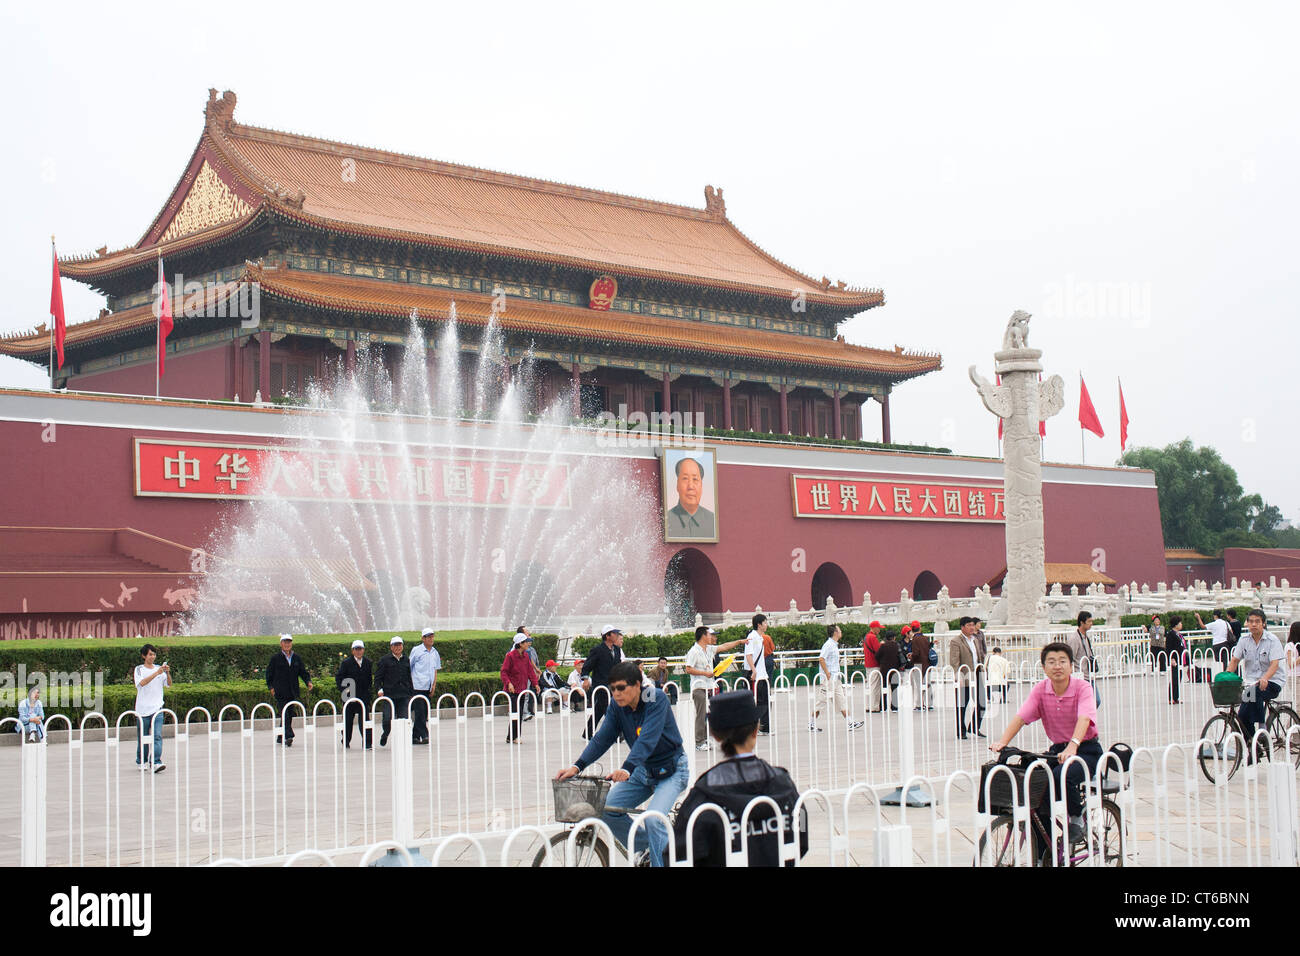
[3,1,1296,526]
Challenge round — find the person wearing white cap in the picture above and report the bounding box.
[500,632,540,743]
[683,625,745,750]
[266,634,313,747]
[580,625,624,739]
[335,639,372,749]
[374,636,412,747]
[409,628,442,744]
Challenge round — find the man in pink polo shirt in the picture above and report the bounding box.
[990,641,1102,844]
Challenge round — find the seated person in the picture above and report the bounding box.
[672,689,808,866]
[539,659,569,713]
[565,658,586,711]
[651,656,680,704]
[17,687,45,742]
[990,642,1102,845]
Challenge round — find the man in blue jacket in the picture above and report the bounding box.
[554,660,689,867]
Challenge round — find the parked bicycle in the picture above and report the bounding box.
[976,746,1124,867]
[1197,679,1300,782]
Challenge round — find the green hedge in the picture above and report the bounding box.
[0,631,557,687]
[0,673,513,725]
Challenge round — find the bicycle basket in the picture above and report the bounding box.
[552,774,611,823]
[978,753,1052,814]
[1211,677,1243,707]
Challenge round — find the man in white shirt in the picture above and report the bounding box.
[683,625,745,750]
[744,614,772,735]
[409,627,442,744]
[1197,610,1232,668]
[810,625,863,732]
[134,643,171,773]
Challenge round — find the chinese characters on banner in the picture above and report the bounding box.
[134,439,571,508]
[791,474,1004,523]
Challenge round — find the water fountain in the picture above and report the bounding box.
[186,307,666,635]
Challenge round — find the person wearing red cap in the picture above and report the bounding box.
[539,658,568,713]
[863,622,883,712]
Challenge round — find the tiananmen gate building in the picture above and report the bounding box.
[0,90,1168,638]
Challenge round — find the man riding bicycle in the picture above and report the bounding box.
[554,660,690,867]
[990,641,1101,844]
[1227,608,1288,755]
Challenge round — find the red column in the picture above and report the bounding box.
[833,388,842,440]
[881,392,892,444]
[856,402,864,441]
[228,338,240,400]
[345,339,356,376]
[722,380,732,429]
[779,383,789,434]
[571,363,581,417]
[258,330,271,399]
[803,395,814,436]
[662,371,671,417]
[749,389,760,432]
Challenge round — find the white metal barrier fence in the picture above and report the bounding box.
[7,646,1300,866]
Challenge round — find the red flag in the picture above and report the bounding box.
[156,257,173,378]
[1078,376,1104,437]
[50,242,66,370]
[1119,380,1130,451]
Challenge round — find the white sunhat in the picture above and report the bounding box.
[279,633,293,642]
[390,635,404,645]
[421,627,436,637]
[600,624,622,637]
[514,633,532,645]
[351,640,365,649]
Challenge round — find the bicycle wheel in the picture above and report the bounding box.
[532,829,611,867]
[976,814,1032,867]
[1096,799,1124,867]
[1197,712,1242,783]
[1268,707,1300,768]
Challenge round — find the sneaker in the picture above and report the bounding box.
[28,732,37,742]
[696,743,711,751]
[846,720,863,731]
[154,764,166,774]
[809,722,822,732]
[758,731,771,736]
[523,714,534,722]
[138,763,150,771]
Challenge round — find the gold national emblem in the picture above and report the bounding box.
[588,275,617,312]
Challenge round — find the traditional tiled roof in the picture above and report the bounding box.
[58,90,883,309]
[984,563,1119,589]
[1163,548,1217,561]
[0,265,941,380]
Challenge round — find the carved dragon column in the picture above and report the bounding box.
[970,311,1065,626]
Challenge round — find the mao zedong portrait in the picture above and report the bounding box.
[667,455,716,539]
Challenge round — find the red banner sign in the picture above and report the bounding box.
[134,439,572,508]
[791,474,1004,523]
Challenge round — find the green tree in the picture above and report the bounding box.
[1120,439,1278,554]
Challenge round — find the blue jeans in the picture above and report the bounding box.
[603,751,690,867]
[136,711,165,765]
[1239,681,1281,750]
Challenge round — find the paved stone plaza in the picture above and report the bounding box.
[4,670,1291,866]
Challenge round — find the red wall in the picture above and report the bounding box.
[1223,549,1300,586]
[70,342,236,401]
[651,461,1168,614]
[0,413,1169,621]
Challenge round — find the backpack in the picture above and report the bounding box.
[928,646,939,666]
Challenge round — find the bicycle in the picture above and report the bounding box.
[531,767,680,867]
[1197,680,1300,783]
[975,746,1124,867]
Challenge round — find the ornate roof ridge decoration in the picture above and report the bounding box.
[54,90,887,307]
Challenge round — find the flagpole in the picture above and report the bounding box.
[1079,371,1085,465]
[49,236,56,390]
[156,251,162,400]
